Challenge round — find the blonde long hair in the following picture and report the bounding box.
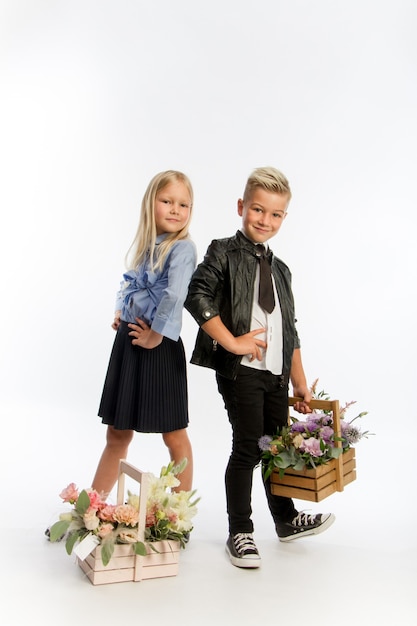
[126,170,193,271]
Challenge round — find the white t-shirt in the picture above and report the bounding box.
[240,248,283,375]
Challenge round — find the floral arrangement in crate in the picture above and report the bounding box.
[48,459,199,566]
[259,380,372,480]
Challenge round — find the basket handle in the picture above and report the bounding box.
[289,396,344,492]
[117,460,149,543]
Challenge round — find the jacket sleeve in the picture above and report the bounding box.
[185,239,226,327]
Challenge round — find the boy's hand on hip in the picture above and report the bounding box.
[232,328,267,362]
[201,316,265,361]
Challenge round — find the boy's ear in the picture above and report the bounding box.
[237,198,244,216]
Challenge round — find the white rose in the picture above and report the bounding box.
[83,509,100,531]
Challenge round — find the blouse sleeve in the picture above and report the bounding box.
[151,239,197,341]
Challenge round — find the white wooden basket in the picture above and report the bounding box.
[77,461,180,585]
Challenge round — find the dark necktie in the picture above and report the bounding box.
[255,244,275,314]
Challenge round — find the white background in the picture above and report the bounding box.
[0,1,416,624]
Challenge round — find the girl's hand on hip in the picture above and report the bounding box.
[112,310,121,330]
[128,318,163,349]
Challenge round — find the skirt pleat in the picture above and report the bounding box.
[98,321,189,433]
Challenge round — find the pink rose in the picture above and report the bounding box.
[86,489,105,510]
[98,504,117,522]
[59,483,79,504]
[145,503,159,527]
[146,512,157,527]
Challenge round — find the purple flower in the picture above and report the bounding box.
[291,422,307,433]
[319,426,334,443]
[340,420,351,433]
[320,414,333,426]
[306,412,333,429]
[306,416,320,428]
[258,435,273,452]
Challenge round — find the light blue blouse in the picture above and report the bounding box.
[115,235,197,342]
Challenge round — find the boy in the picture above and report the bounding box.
[185,167,335,568]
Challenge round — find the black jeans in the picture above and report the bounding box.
[216,366,297,534]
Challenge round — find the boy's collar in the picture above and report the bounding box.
[239,229,270,250]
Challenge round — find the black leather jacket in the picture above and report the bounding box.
[185,230,300,380]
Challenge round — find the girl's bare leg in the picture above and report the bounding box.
[91,426,134,498]
[162,428,193,491]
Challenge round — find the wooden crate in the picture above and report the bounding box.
[77,461,180,585]
[270,397,357,502]
[270,447,356,502]
[77,539,180,585]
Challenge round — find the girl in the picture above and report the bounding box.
[92,170,196,498]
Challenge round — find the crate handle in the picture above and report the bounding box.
[117,460,150,543]
[289,396,344,492]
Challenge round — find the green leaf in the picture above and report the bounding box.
[133,541,148,556]
[330,447,343,459]
[101,541,115,567]
[65,531,81,555]
[263,465,272,481]
[75,490,91,515]
[173,458,188,475]
[273,455,286,469]
[49,520,70,542]
[293,457,306,471]
[273,450,293,469]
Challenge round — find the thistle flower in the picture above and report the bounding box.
[258,435,273,451]
[342,424,363,445]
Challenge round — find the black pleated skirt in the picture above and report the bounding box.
[98,321,189,433]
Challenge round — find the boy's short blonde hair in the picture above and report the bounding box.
[243,167,292,203]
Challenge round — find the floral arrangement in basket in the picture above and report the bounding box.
[48,459,199,566]
[259,380,372,480]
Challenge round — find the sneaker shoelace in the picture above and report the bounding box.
[234,533,257,553]
[291,512,318,527]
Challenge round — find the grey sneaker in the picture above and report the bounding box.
[276,512,335,542]
[226,533,261,568]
